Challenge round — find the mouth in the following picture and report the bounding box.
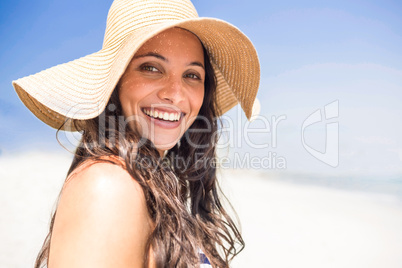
[142,108,184,122]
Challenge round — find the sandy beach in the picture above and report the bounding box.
[1,151,402,267]
[220,169,402,267]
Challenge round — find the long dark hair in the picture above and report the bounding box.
[34,46,244,268]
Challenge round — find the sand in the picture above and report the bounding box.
[1,151,402,267]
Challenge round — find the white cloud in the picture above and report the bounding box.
[236,62,402,176]
[355,136,396,145]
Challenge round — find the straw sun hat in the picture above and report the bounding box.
[12,0,260,131]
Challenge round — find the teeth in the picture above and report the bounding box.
[143,109,181,122]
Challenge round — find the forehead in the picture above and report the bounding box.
[135,27,204,57]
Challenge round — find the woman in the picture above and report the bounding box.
[13,0,260,267]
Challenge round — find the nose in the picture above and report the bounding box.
[157,75,185,104]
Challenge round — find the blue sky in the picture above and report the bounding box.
[1,0,401,177]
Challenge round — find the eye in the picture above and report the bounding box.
[141,65,159,72]
[184,73,201,80]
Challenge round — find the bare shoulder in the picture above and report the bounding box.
[49,161,152,268]
[63,160,143,199]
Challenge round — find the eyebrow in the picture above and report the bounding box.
[189,61,205,70]
[133,52,205,70]
[133,52,166,61]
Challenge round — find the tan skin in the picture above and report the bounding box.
[118,27,205,156]
[48,28,205,267]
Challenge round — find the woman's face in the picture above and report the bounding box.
[118,28,205,156]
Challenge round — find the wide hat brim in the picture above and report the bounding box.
[12,18,260,131]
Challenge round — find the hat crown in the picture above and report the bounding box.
[103,0,199,48]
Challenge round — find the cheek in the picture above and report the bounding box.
[184,90,205,129]
[119,91,139,120]
[194,89,205,114]
[118,82,144,115]
[118,89,130,116]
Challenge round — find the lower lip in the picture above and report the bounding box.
[143,111,183,129]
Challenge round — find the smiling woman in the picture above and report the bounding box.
[118,28,206,154]
[11,0,260,267]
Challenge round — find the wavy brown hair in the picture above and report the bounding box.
[34,46,244,268]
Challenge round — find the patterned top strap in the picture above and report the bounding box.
[199,250,212,267]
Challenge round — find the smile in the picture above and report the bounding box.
[142,108,183,122]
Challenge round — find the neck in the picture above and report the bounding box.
[158,149,166,158]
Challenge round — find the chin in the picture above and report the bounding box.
[144,130,181,152]
[153,138,180,152]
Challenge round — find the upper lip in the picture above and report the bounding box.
[141,106,185,121]
[143,106,184,114]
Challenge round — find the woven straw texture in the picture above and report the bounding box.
[12,0,260,131]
